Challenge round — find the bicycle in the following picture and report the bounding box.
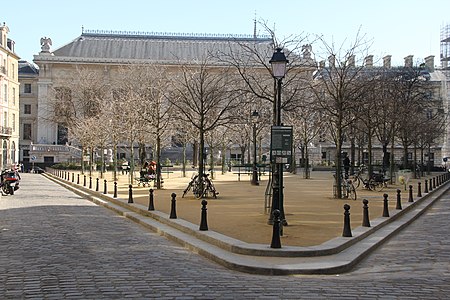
[182,171,218,199]
[351,166,387,191]
[333,173,357,200]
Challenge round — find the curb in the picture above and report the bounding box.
[43,172,450,275]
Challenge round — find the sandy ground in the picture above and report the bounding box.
[67,167,432,247]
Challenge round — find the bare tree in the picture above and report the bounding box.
[309,31,371,198]
[171,56,241,191]
[285,92,325,178]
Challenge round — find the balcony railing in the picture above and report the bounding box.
[0,126,12,137]
[30,144,82,157]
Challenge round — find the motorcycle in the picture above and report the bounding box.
[1,170,20,195]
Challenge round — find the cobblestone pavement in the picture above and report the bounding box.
[0,173,449,299]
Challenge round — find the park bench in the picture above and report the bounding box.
[232,164,270,181]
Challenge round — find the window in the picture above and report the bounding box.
[23,149,29,157]
[12,113,15,131]
[24,83,31,94]
[24,104,31,114]
[44,156,54,163]
[3,84,6,103]
[23,124,31,140]
[12,87,15,105]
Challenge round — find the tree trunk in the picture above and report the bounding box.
[182,142,186,177]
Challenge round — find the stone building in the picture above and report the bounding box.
[26,28,274,167]
[0,22,20,170]
[17,26,450,171]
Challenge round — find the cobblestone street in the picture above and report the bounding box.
[0,173,449,299]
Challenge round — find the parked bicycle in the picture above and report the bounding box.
[351,165,388,191]
[333,173,357,200]
[182,170,218,199]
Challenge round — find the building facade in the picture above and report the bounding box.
[16,26,450,170]
[0,22,20,170]
[18,60,38,168]
[26,28,274,167]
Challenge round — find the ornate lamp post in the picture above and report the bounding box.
[251,110,260,185]
[269,47,289,225]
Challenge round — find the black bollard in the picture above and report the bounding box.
[342,204,352,237]
[89,176,92,189]
[382,193,390,217]
[96,178,99,192]
[425,179,428,193]
[270,209,282,248]
[77,174,80,185]
[408,185,414,202]
[199,199,208,231]
[72,173,74,183]
[433,177,436,189]
[128,184,133,203]
[148,189,154,211]
[429,178,433,191]
[396,189,402,210]
[114,182,117,198]
[417,182,422,197]
[169,193,177,219]
[103,180,107,194]
[362,199,370,227]
[83,175,86,187]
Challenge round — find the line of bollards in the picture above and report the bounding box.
[51,168,450,250]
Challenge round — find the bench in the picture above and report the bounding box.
[232,164,270,181]
[160,165,174,178]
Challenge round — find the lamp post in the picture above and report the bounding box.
[269,47,289,225]
[251,110,260,185]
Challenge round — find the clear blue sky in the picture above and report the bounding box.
[2,0,449,67]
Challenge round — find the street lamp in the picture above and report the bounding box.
[269,47,289,225]
[251,110,260,185]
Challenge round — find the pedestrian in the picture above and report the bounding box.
[343,153,350,178]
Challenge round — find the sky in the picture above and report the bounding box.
[2,0,450,67]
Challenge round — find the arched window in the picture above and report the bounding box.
[11,141,16,163]
[2,140,7,167]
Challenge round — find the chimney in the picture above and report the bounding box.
[319,60,325,69]
[328,55,335,68]
[404,55,413,68]
[348,55,355,67]
[424,55,435,72]
[383,55,391,68]
[364,55,373,67]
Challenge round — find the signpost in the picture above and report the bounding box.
[270,126,293,164]
[31,155,36,172]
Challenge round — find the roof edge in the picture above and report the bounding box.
[81,28,272,42]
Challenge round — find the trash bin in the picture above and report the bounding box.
[398,169,412,190]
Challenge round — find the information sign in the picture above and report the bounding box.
[270,126,293,164]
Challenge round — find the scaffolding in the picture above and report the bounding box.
[440,24,450,68]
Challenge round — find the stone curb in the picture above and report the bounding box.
[43,172,450,275]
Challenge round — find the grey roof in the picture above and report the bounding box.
[48,29,274,63]
[18,60,39,74]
